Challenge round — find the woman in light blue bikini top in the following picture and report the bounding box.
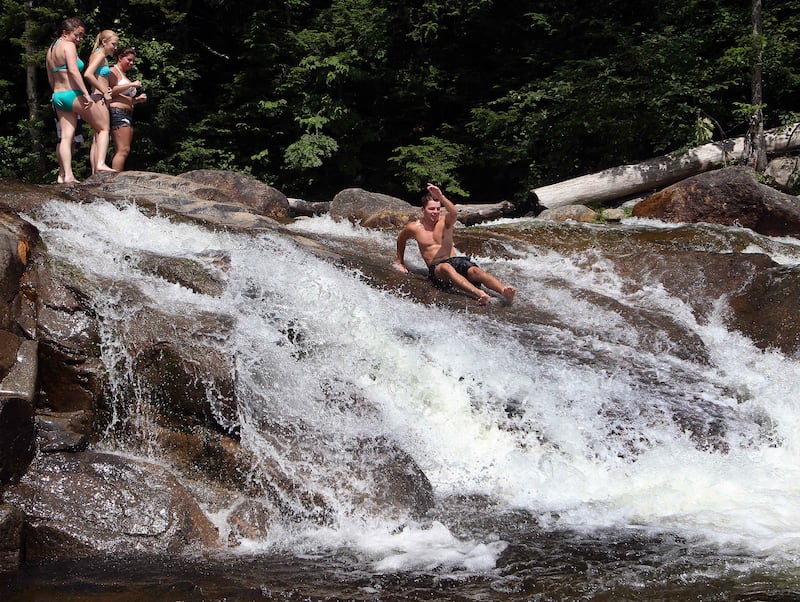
[50,39,85,73]
[46,18,92,102]
[84,30,119,101]
[82,30,119,175]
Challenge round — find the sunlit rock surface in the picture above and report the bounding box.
[5,451,219,559]
[633,165,800,236]
[330,187,417,228]
[1,167,800,572]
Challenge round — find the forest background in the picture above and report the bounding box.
[1,0,798,205]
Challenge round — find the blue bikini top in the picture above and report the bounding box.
[92,49,111,77]
[50,40,85,72]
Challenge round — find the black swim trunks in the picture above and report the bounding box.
[428,256,479,287]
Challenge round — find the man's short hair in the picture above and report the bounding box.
[421,193,439,207]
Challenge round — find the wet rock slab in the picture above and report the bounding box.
[5,451,219,560]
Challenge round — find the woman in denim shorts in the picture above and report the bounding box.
[108,47,147,171]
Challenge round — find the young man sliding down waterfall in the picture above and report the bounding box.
[395,183,515,305]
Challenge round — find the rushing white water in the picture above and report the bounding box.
[27,199,800,575]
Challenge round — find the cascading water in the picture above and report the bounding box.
[17,197,800,598]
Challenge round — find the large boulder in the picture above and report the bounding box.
[0,333,36,490]
[0,210,39,332]
[178,169,291,220]
[0,212,40,489]
[537,204,598,223]
[18,257,105,413]
[80,171,281,231]
[632,166,800,237]
[728,264,800,355]
[765,155,800,194]
[0,180,68,215]
[613,250,778,323]
[614,248,800,354]
[330,188,417,228]
[5,451,220,560]
[0,397,35,486]
[0,504,24,574]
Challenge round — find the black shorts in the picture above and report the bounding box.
[428,256,479,287]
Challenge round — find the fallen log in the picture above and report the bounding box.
[532,122,800,209]
[289,195,516,226]
[288,198,330,217]
[457,201,516,225]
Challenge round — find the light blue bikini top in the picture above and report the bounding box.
[50,40,85,72]
[93,49,110,77]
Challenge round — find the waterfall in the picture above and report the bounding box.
[27,198,800,573]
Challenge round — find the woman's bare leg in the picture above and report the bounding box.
[55,112,78,183]
[79,103,114,172]
[111,125,133,171]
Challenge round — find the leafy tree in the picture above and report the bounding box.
[1,1,800,200]
[0,0,78,181]
[389,135,469,198]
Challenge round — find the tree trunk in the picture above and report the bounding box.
[741,0,767,172]
[532,122,800,209]
[24,4,45,174]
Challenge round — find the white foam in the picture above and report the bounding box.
[30,199,800,560]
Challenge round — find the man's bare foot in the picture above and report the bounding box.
[502,286,516,305]
[477,292,491,305]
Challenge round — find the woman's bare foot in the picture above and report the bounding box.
[96,166,116,173]
[502,286,516,305]
[477,292,492,305]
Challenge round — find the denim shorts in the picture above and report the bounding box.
[109,107,133,130]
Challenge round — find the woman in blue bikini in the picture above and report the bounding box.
[45,17,114,183]
[83,29,118,174]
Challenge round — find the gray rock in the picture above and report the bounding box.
[5,451,219,560]
[330,188,417,228]
[36,411,91,453]
[0,504,24,574]
[633,166,800,237]
[0,397,35,486]
[81,170,281,231]
[601,207,626,222]
[179,169,291,219]
[538,204,598,222]
[765,155,800,194]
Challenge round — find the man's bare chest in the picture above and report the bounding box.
[415,221,446,245]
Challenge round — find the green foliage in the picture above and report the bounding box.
[389,136,469,198]
[732,101,767,122]
[693,116,715,146]
[152,136,240,174]
[0,135,25,178]
[1,0,800,200]
[284,133,339,170]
